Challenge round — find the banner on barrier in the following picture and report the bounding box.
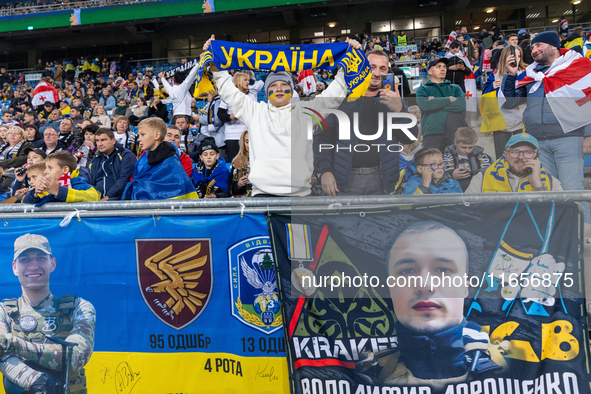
[269,202,590,394]
[0,214,288,394]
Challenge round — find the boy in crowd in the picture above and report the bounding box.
[23,151,100,205]
[192,137,230,199]
[404,148,462,194]
[1,110,19,127]
[12,148,47,196]
[444,127,492,192]
[122,118,197,200]
[16,162,45,201]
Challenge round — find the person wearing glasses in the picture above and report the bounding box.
[39,128,66,156]
[403,148,462,194]
[466,133,562,193]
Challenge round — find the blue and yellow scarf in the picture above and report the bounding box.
[198,41,372,98]
[482,156,551,192]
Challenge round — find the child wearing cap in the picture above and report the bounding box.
[122,117,198,200]
[203,34,361,197]
[191,137,230,198]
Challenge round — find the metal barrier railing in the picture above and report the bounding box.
[1,191,589,219]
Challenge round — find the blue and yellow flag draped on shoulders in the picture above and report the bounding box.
[122,153,198,200]
[197,40,372,97]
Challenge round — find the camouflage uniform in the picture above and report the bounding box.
[0,293,96,393]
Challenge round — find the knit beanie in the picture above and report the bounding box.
[264,71,294,96]
[198,137,219,155]
[531,31,561,50]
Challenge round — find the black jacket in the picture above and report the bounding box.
[39,140,67,155]
[445,56,472,92]
[313,97,418,194]
[392,67,411,98]
[89,144,137,200]
[147,102,169,123]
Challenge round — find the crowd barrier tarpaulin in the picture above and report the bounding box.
[269,202,590,394]
[0,214,288,394]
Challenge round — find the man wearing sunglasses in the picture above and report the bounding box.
[466,133,562,193]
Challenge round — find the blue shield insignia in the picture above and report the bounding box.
[228,236,282,335]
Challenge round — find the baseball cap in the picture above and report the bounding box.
[14,234,52,260]
[427,56,448,71]
[505,133,539,150]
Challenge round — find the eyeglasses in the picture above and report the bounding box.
[45,132,58,137]
[505,149,536,159]
[418,162,445,170]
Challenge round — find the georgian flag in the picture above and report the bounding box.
[31,81,60,106]
[444,51,473,71]
[298,69,316,97]
[465,72,477,112]
[444,31,458,50]
[503,49,591,133]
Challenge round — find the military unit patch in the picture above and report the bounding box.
[136,239,213,331]
[228,236,282,335]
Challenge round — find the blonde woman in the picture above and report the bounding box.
[230,130,251,197]
[90,104,112,128]
[482,44,528,159]
[219,73,250,162]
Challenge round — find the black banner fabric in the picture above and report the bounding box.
[269,202,590,394]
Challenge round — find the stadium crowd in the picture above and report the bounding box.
[0,23,589,212]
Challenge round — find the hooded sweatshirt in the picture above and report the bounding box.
[213,69,347,196]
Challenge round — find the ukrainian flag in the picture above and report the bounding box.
[122,152,198,200]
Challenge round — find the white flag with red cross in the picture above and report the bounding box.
[298,69,317,97]
[31,81,60,107]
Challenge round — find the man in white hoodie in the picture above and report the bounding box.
[159,65,200,117]
[203,35,362,197]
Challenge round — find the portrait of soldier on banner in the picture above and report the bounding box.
[356,221,506,389]
[0,234,96,394]
[270,202,588,394]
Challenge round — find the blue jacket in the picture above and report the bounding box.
[482,71,497,94]
[40,120,61,135]
[122,142,198,200]
[22,167,100,206]
[99,95,116,111]
[501,67,591,139]
[313,97,419,194]
[403,173,463,194]
[89,143,137,200]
